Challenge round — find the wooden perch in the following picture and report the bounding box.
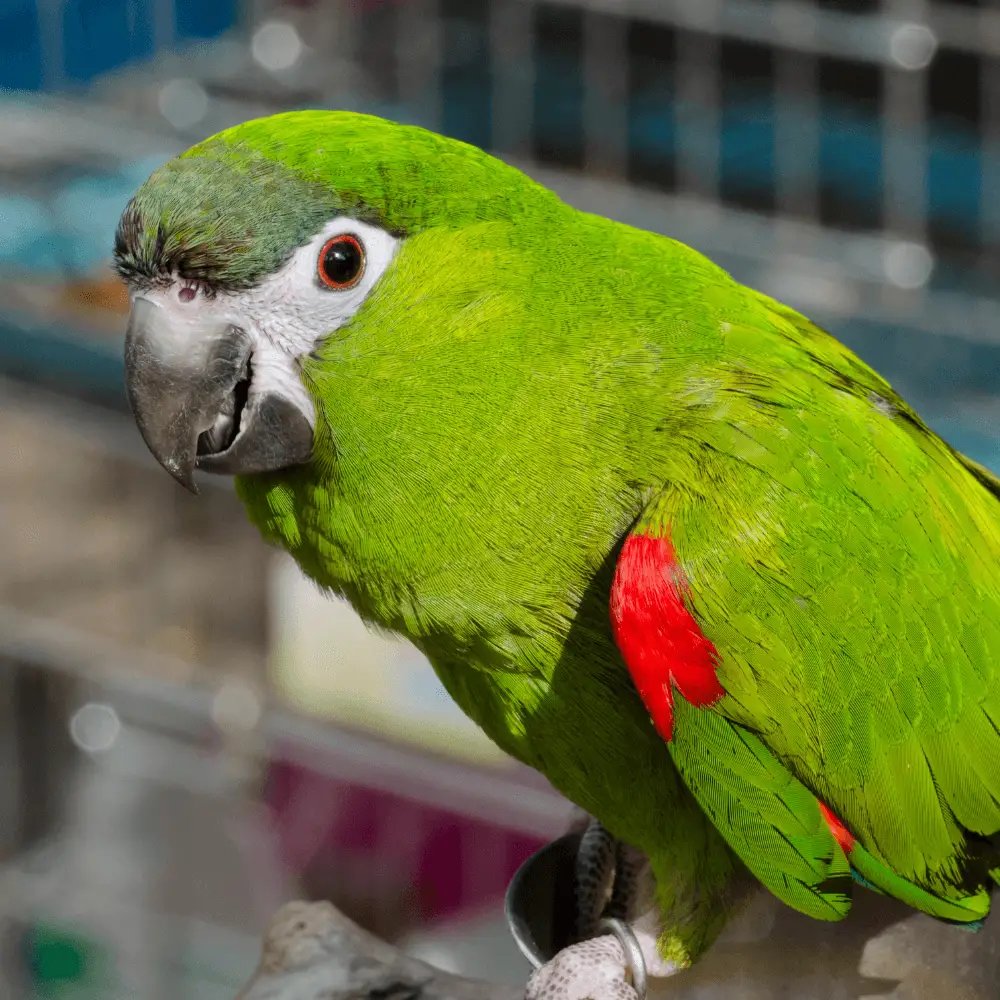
[234,901,524,1000]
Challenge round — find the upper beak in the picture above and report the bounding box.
[124,296,313,493]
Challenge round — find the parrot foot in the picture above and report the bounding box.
[524,924,642,1000]
[523,911,678,1000]
[516,818,679,1000]
[574,818,617,940]
[574,818,648,938]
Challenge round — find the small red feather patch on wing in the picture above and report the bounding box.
[610,532,725,741]
[818,802,857,855]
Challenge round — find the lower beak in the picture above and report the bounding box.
[123,296,313,493]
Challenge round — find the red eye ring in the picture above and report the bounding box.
[317,234,365,289]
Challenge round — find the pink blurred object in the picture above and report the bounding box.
[265,756,548,932]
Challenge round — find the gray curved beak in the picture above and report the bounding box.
[124,296,313,493]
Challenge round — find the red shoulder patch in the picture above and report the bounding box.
[610,531,725,742]
[818,801,857,855]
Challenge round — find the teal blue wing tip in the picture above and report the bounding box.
[849,867,883,894]
[947,917,986,933]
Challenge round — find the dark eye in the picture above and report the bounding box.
[318,234,365,289]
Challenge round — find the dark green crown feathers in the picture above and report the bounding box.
[113,110,563,290]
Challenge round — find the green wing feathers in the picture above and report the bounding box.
[669,699,853,920]
[615,295,1000,927]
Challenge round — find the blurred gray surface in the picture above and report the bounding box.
[234,891,1000,1000]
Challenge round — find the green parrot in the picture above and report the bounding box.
[116,110,1000,998]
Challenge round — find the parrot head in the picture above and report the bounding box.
[115,110,566,493]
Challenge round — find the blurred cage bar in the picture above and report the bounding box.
[2,0,1000,997]
[15,0,997,442]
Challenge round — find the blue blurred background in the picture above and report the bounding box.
[0,0,998,997]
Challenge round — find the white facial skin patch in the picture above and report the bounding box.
[128,217,401,429]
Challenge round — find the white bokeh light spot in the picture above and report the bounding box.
[888,23,937,71]
[251,21,304,73]
[883,241,934,290]
[157,78,209,130]
[69,702,122,754]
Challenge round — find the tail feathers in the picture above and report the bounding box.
[819,800,994,925]
[848,842,991,925]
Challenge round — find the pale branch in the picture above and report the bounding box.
[234,901,524,1000]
